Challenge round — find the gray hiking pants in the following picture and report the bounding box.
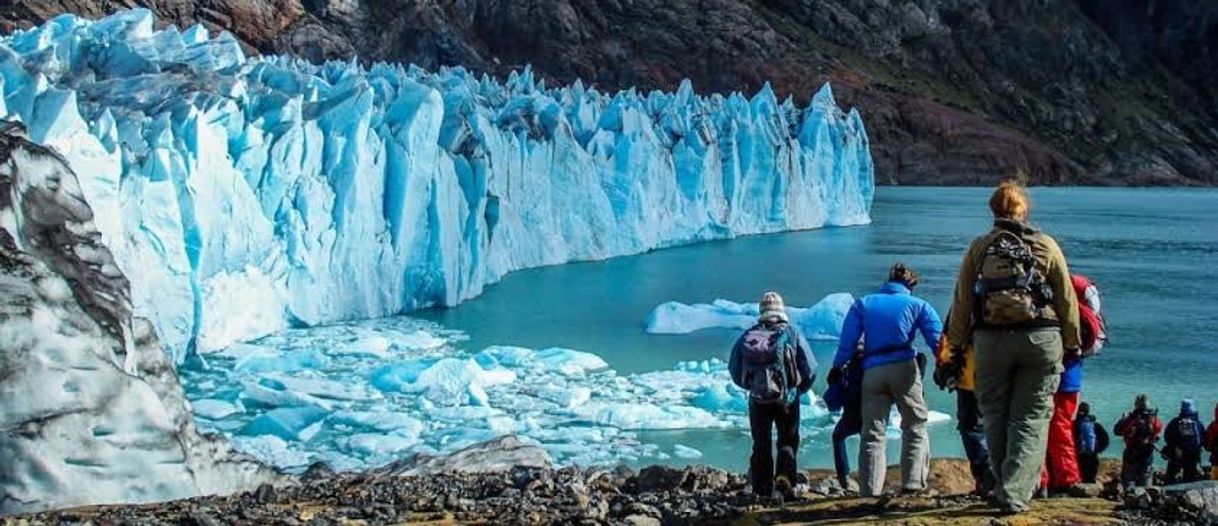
[974,328,1063,511]
[858,359,930,496]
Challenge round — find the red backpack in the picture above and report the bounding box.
[1071,274,1106,356]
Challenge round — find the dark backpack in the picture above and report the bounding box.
[822,358,862,412]
[1076,416,1098,455]
[741,324,798,405]
[1175,417,1202,451]
[974,230,1053,326]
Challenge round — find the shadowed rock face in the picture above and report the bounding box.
[3,0,1215,185]
[0,122,276,514]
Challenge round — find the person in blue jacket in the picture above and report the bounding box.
[729,292,816,500]
[831,263,943,496]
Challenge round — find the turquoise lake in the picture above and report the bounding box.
[417,186,1218,471]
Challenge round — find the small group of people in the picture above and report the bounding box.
[727,181,1214,514]
[1111,395,1218,489]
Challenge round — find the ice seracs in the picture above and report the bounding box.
[0,9,875,362]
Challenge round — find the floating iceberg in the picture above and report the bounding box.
[0,9,874,361]
[645,293,855,338]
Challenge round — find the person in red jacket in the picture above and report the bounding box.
[1038,275,1104,495]
[1206,403,1218,480]
[1115,394,1164,490]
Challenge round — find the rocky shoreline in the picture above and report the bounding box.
[9,438,1216,525]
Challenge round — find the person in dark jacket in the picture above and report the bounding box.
[1114,394,1164,490]
[833,263,942,496]
[831,343,864,489]
[934,325,996,496]
[1163,399,1206,484]
[729,292,815,500]
[1073,402,1110,484]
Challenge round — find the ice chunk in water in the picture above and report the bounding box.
[261,374,382,401]
[336,336,393,359]
[330,411,425,437]
[344,433,420,457]
[690,384,748,414]
[240,406,328,441]
[646,294,853,339]
[191,399,241,420]
[369,360,434,392]
[533,348,608,376]
[571,402,727,430]
[408,358,490,406]
[538,385,592,408]
[230,435,313,470]
[673,444,703,459]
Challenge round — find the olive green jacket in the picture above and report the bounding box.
[946,218,1081,350]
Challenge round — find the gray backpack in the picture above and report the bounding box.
[740,323,799,405]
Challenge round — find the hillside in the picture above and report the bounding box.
[4,0,1216,185]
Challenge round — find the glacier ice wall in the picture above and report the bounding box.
[0,121,277,514]
[0,9,875,361]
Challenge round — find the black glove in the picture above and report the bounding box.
[827,367,843,385]
[915,353,927,376]
[933,360,959,392]
[1064,347,1082,360]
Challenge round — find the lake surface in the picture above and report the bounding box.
[417,186,1218,471]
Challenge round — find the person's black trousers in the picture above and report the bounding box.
[749,400,801,496]
[1078,453,1100,483]
[1165,450,1204,484]
[956,390,996,493]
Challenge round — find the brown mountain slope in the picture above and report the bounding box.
[3,0,1216,185]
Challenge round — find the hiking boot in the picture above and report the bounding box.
[775,475,795,500]
[997,503,1027,516]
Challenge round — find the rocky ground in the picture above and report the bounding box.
[11,439,1215,526]
[3,0,1217,185]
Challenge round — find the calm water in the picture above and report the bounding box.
[417,187,1218,470]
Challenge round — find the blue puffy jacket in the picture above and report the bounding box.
[834,281,943,371]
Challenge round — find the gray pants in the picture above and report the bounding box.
[974,328,1063,511]
[859,359,929,496]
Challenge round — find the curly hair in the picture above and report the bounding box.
[888,262,920,289]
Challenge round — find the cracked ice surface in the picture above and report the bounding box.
[0,9,874,362]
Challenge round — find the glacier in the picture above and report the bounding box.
[0,9,874,362]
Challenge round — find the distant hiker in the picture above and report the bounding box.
[945,181,1082,514]
[1205,403,1218,480]
[1039,273,1106,495]
[833,263,942,496]
[933,317,995,495]
[1162,399,1206,484]
[1073,402,1110,484]
[1114,394,1164,490]
[729,292,816,500]
[825,342,864,489]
